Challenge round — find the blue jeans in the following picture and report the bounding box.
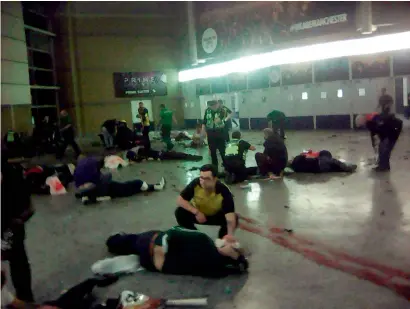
[378,138,395,169]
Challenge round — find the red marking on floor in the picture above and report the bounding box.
[238,220,410,300]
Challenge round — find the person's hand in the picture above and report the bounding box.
[195,211,207,223]
[223,234,237,243]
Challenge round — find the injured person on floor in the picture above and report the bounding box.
[92,226,248,278]
[73,155,165,204]
[125,145,203,162]
[288,150,357,173]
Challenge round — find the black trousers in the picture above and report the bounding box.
[57,129,81,159]
[255,152,287,176]
[206,129,226,168]
[224,159,258,183]
[175,207,237,238]
[8,227,34,302]
[142,126,151,150]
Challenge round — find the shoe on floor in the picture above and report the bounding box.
[91,255,140,276]
[154,177,165,190]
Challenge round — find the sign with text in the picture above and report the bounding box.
[195,2,356,60]
[113,71,167,97]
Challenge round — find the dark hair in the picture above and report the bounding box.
[139,102,143,105]
[160,104,165,108]
[196,123,202,129]
[207,100,217,107]
[232,131,241,139]
[200,164,218,177]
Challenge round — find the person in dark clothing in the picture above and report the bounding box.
[126,145,203,162]
[137,102,151,150]
[24,163,74,195]
[218,100,234,143]
[224,131,257,184]
[158,104,177,151]
[267,110,287,139]
[356,113,403,171]
[74,155,165,204]
[3,130,24,159]
[255,128,288,179]
[101,119,118,149]
[202,100,227,170]
[175,164,238,239]
[56,110,81,159]
[289,150,357,173]
[1,146,35,302]
[100,226,248,278]
[115,120,138,150]
[377,88,393,116]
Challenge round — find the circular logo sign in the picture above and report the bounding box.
[202,28,218,54]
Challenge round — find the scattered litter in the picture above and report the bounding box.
[403,156,409,160]
[380,211,385,216]
[284,229,293,233]
[284,205,289,209]
[240,184,251,189]
[224,286,232,294]
[140,170,147,174]
[341,182,344,185]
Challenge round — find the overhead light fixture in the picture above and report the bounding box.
[179,31,410,82]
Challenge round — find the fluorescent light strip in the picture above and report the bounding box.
[179,31,410,82]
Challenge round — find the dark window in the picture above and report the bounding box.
[23,10,49,30]
[31,107,58,126]
[196,81,211,96]
[26,30,51,52]
[31,89,58,106]
[29,69,55,86]
[210,77,228,94]
[31,51,53,69]
[248,68,270,89]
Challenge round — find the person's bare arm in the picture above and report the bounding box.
[249,145,256,151]
[177,195,197,214]
[225,212,237,236]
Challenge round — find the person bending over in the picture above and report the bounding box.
[94,226,248,278]
[255,128,288,179]
[115,121,137,150]
[73,155,165,204]
[267,109,287,139]
[126,145,202,162]
[289,150,357,173]
[175,164,237,239]
[100,119,118,149]
[355,113,402,172]
[224,131,257,184]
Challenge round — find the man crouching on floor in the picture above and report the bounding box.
[74,154,165,204]
[92,226,248,278]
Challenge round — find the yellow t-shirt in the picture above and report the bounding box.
[138,107,150,126]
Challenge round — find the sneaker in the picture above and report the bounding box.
[154,177,165,190]
[91,255,140,276]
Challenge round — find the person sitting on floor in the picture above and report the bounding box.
[73,155,165,204]
[255,128,288,180]
[92,226,248,278]
[175,164,238,239]
[289,150,357,173]
[224,131,257,184]
[190,123,206,148]
[125,145,202,163]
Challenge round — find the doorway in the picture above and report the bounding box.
[131,99,152,131]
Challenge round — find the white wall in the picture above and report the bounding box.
[1,1,30,106]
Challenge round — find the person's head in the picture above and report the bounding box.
[160,104,165,110]
[355,114,367,128]
[195,123,202,133]
[263,128,274,140]
[60,110,68,117]
[199,164,218,190]
[43,116,49,123]
[232,131,241,140]
[139,102,144,108]
[207,100,218,111]
[381,88,387,95]
[217,99,224,108]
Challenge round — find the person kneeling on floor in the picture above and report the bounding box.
[92,226,248,278]
[255,128,288,180]
[289,150,357,173]
[224,131,257,184]
[175,164,238,239]
[126,145,202,163]
[74,154,165,204]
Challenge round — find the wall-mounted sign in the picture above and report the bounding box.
[195,2,356,60]
[351,54,390,79]
[113,71,167,97]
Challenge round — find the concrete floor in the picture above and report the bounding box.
[12,129,410,308]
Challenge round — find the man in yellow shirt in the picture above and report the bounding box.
[175,164,238,238]
[137,102,151,149]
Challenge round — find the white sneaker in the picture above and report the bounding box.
[91,255,140,275]
[154,177,165,190]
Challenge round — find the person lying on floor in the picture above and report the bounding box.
[224,131,257,184]
[92,226,248,278]
[1,268,118,309]
[23,163,75,195]
[255,128,288,180]
[73,155,165,204]
[289,150,357,173]
[125,145,202,163]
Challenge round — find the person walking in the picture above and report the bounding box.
[56,110,81,159]
[158,104,177,151]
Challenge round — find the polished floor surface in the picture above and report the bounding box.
[9,130,410,308]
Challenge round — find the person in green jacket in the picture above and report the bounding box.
[267,110,287,139]
[158,104,177,150]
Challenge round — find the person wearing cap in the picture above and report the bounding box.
[202,100,227,169]
[355,113,402,172]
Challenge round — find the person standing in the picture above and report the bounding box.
[218,100,233,143]
[56,110,81,159]
[158,104,177,151]
[377,88,393,116]
[202,100,227,169]
[267,109,287,139]
[137,102,151,150]
[1,146,35,302]
[101,119,118,149]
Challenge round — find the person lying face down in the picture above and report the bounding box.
[73,154,165,204]
[125,145,202,163]
[93,226,248,278]
[289,150,357,173]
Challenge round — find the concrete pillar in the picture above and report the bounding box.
[186,1,198,65]
[404,76,408,107]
